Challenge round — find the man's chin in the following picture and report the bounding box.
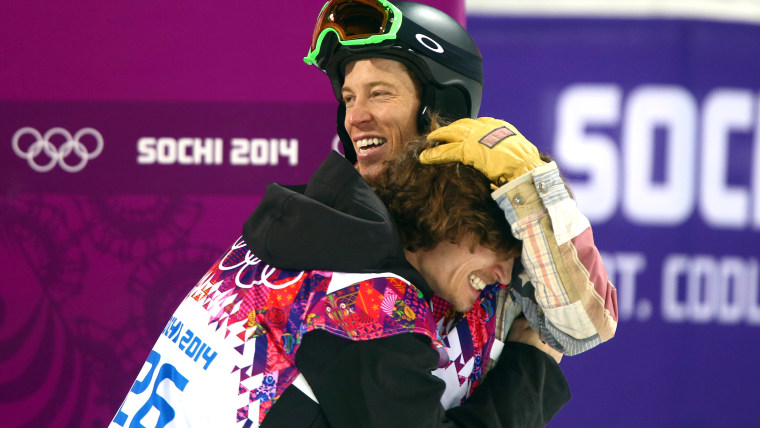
[357,161,385,180]
[453,299,477,314]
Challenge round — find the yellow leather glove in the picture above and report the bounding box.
[420,117,545,186]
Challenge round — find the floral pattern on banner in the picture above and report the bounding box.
[0,194,236,428]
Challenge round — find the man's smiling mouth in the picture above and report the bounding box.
[355,137,387,153]
[469,274,488,291]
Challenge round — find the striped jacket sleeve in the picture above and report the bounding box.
[492,161,618,356]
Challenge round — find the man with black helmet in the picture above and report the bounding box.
[304,0,617,415]
[304,0,484,179]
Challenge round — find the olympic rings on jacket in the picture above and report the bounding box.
[12,127,104,173]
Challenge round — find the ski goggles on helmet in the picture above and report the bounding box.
[304,0,403,67]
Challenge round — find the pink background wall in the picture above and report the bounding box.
[1,1,464,102]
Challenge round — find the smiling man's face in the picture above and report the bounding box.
[341,58,421,179]
[407,239,513,313]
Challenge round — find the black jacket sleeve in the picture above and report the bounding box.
[264,330,570,428]
[243,152,402,273]
[446,342,571,427]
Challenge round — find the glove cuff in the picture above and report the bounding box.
[507,157,545,182]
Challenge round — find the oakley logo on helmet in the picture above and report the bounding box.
[415,34,444,54]
[12,127,104,173]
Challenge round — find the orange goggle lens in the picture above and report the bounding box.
[305,0,401,66]
[310,0,391,51]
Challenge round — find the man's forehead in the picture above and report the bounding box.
[345,57,408,72]
[342,58,414,88]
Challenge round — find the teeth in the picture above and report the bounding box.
[355,138,386,149]
[469,274,487,291]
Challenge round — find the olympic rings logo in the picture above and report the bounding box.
[12,127,104,173]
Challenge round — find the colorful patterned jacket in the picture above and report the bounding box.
[110,237,447,427]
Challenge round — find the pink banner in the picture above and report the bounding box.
[1,1,465,427]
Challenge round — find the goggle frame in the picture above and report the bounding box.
[304,0,403,66]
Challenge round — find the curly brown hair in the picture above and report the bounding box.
[369,137,521,258]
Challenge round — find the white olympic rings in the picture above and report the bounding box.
[12,127,104,173]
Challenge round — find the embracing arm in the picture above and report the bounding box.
[447,339,569,427]
[492,160,618,355]
[283,330,568,428]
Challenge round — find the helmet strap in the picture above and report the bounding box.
[416,82,437,135]
[336,103,357,164]
[417,105,431,136]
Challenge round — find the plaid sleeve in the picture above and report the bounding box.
[491,162,618,356]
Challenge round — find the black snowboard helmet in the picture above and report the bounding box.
[304,0,483,163]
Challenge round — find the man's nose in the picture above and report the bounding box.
[490,260,514,285]
[347,98,372,126]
